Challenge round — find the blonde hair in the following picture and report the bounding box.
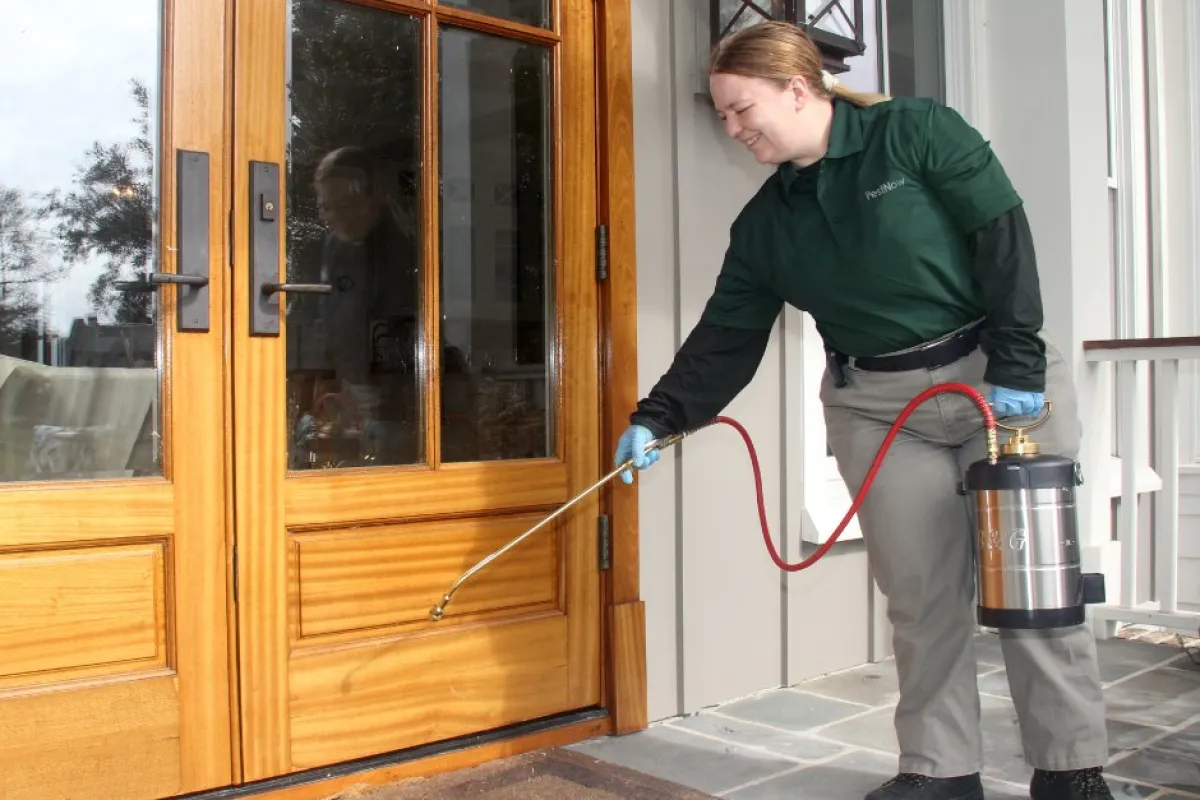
[708,21,889,107]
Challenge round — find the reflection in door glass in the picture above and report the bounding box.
[284,0,424,470]
[439,27,553,463]
[0,3,163,482]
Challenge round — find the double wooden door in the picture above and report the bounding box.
[0,0,603,795]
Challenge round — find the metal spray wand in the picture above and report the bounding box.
[428,431,688,622]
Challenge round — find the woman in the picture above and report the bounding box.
[614,22,1111,800]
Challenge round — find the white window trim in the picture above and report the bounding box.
[790,309,864,546]
[941,0,986,133]
[877,0,891,94]
[1189,0,1200,464]
[1108,0,1151,342]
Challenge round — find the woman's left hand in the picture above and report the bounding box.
[988,386,1045,418]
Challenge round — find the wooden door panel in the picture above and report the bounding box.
[0,542,167,688]
[291,512,560,640]
[232,0,601,780]
[0,483,174,546]
[288,614,570,768]
[0,673,182,800]
[0,0,232,796]
[283,460,569,525]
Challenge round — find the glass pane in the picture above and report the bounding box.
[284,0,424,470]
[439,0,550,29]
[0,3,163,482]
[802,0,859,41]
[717,0,785,39]
[882,0,944,100]
[438,27,553,463]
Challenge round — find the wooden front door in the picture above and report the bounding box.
[0,0,606,792]
[0,0,233,798]
[229,0,603,779]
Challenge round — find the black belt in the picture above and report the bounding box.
[826,321,983,387]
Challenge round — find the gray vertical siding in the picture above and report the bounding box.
[631,0,879,722]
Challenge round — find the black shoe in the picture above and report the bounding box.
[1030,767,1114,799]
[864,773,984,800]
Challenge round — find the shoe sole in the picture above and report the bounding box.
[865,787,985,800]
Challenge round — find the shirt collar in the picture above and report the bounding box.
[825,98,865,159]
[776,100,865,191]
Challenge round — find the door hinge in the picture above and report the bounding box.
[595,223,608,282]
[598,514,611,570]
[231,544,239,603]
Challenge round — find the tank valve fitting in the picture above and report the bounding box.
[996,401,1052,456]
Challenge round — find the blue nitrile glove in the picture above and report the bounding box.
[615,425,659,485]
[988,386,1045,418]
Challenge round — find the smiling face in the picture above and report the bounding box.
[709,71,834,168]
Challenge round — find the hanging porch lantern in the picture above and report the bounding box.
[710,0,868,74]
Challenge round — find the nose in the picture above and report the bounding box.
[722,115,741,139]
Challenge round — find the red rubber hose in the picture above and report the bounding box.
[710,382,996,572]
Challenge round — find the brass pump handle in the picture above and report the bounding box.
[995,400,1052,457]
[994,400,1052,435]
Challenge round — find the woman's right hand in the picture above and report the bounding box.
[614,425,659,484]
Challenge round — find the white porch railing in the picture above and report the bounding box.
[1084,336,1200,635]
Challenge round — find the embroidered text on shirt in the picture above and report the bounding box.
[864,178,907,201]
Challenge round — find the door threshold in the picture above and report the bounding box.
[172,708,611,800]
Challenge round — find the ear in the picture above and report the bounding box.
[786,75,812,110]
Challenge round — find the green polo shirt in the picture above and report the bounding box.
[701,96,1026,362]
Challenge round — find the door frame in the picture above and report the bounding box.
[595,0,647,738]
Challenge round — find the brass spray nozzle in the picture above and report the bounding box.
[429,593,452,622]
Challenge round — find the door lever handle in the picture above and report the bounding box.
[261,282,332,296]
[154,272,210,287]
[115,271,209,291]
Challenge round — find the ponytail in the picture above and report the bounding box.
[829,81,891,107]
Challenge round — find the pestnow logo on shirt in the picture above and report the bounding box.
[864,178,906,200]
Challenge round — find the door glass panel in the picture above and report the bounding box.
[438,0,550,29]
[285,0,424,470]
[438,27,553,463]
[0,3,163,482]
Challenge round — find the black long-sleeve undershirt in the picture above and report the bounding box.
[629,206,1045,437]
[967,204,1047,392]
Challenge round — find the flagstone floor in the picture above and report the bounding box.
[570,629,1200,799]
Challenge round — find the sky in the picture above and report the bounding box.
[0,0,160,334]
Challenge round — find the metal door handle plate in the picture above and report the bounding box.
[112,150,211,331]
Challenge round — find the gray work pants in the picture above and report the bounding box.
[820,340,1108,778]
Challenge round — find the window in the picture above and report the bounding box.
[881,0,944,101]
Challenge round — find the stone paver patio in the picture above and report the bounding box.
[571,629,1200,799]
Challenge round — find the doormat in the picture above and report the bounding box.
[322,748,719,800]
